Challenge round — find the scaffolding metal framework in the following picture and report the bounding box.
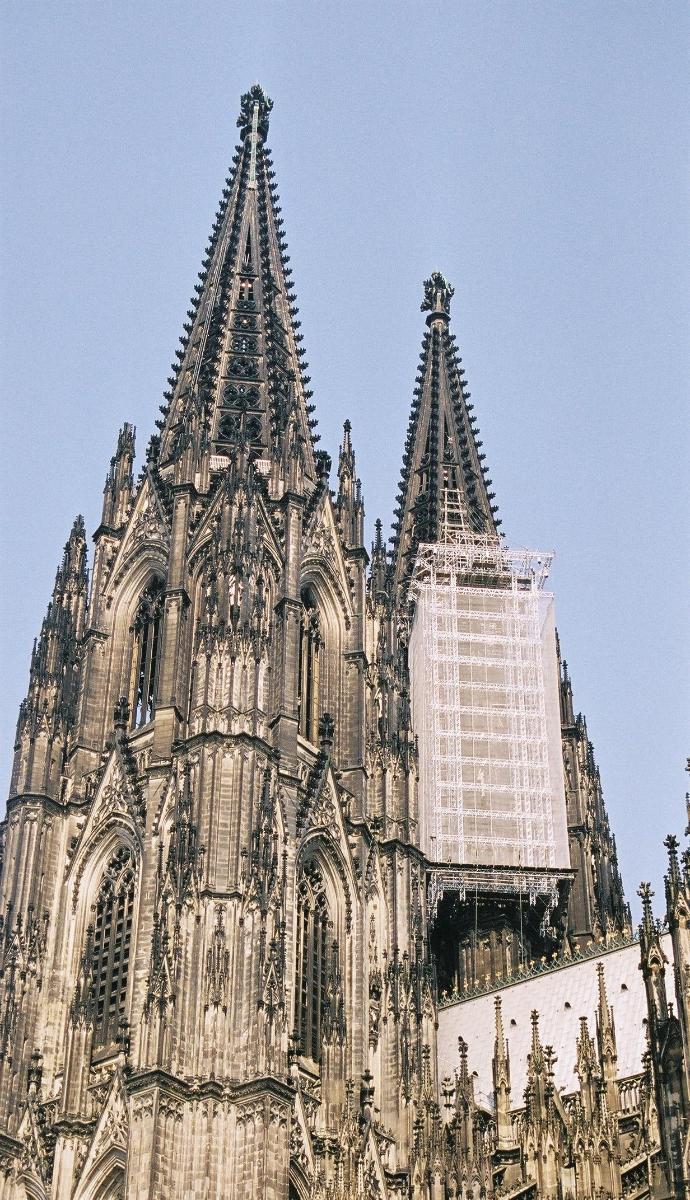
[410,512,569,875]
[426,864,567,920]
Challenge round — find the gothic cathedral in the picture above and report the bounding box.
[1,86,688,1200]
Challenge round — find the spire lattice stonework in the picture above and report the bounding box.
[392,273,500,596]
[156,84,317,489]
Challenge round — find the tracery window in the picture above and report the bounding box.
[90,846,135,1050]
[298,589,321,742]
[238,280,255,309]
[131,578,164,728]
[295,860,333,1061]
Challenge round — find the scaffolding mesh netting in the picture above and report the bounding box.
[409,533,569,871]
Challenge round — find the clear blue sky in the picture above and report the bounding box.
[1,2,688,921]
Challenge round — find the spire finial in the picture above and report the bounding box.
[56,513,88,592]
[596,960,608,1007]
[494,996,507,1059]
[665,833,680,881]
[458,1035,469,1082]
[339,419,353,468]
[421,270,454,324]
[374,517,383,551]
[237,84,273,143]
[638,882,655,934]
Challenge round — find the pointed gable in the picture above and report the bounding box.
[105,473,170,592]
[68,745,144,910]
[302,486,356,629]
[72,1068,128,1199]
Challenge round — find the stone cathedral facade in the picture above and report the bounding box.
[0,86,688,1199]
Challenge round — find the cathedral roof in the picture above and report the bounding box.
[156,84,318,487]
[391,272,501,596]
[437,934,668,1109]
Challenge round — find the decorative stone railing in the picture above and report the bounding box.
[437,928,647,1007]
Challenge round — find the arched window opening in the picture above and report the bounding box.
[295,860,334,1062]
[130,578,164,728]
[298,589,321,742]
[93,1168,125,1200]
[90,847,135,1050]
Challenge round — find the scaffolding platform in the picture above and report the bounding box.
[426,862,574,925]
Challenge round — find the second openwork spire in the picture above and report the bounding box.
[391,274,501,595]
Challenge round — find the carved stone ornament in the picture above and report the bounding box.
[131,503,165,546]
[421,270,454,316]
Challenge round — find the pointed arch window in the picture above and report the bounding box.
[131,578,164,728]
[238,279,255,310]
[298,589,321,742]
[295,860,335,1061]
[90,846,135,1050]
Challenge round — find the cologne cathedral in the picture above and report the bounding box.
[0,85,688,1200]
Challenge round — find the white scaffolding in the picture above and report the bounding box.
[409,514,569,873]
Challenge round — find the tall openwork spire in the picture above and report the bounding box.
[391,273,500,594]
[156,84,318,489]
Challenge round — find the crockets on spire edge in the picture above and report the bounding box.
[237,84,273,142]
[421,270,454,321]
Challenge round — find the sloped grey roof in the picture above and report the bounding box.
[437,935,671,1109]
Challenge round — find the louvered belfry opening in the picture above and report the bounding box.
[91,846,135,1050]
[131,578,165,728]
[295,859,331,1061]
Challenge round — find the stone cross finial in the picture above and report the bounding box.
[237,84,273,143]
[421,270,454,320]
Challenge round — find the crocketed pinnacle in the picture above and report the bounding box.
[156,85,318,489]
[15,515,88,750]
[596,961,617,1064]
[336,420,364,548]
[638,882,656,939]
[494,995,508,1065]
[392,273,501,595]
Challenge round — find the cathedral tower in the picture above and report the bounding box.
[0,86,638,1200]
[0,85,436,1200]
[396,272,571,996]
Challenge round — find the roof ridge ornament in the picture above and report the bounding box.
[421,270,454,323]
[237,84,273,144]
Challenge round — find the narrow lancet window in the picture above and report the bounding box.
[295,860,331,1061]
[131,578,164,728]
[91,846,135,1050]
[298,589,321,742]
